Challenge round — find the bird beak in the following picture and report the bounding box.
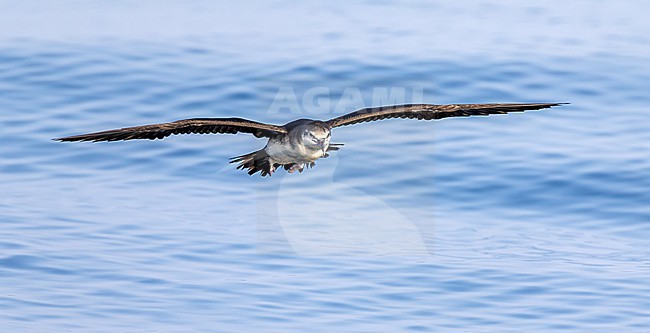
[318,140,326,155]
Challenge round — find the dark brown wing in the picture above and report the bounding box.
[55,118,287,142]
[325,103,566,128]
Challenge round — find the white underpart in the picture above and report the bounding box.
[264,134,329,165]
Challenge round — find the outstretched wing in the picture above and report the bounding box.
[55,118,288,142]
[325,103,566,128]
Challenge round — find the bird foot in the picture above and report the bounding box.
[269,164,278,175]
[287,163,305,173]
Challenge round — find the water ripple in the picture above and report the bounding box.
[2,1,650,332]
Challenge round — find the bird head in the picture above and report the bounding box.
[302,125,331,155]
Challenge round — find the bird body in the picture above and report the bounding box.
[231,119,334,175]
[55,103,566,176]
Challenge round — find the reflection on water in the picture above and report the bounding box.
[1,0,650,332]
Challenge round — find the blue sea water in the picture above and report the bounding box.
[1,1,649,332]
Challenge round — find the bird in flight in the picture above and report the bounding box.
[56,103,565,176]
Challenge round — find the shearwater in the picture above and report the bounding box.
[55,103,565,176]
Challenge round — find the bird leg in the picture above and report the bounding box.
[269,163,278,175]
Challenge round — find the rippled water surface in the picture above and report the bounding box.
[2,1,650,332]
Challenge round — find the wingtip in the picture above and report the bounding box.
[53,136,88,142]
[530,102,568,109]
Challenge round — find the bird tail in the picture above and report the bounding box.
[229,149,274,177]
